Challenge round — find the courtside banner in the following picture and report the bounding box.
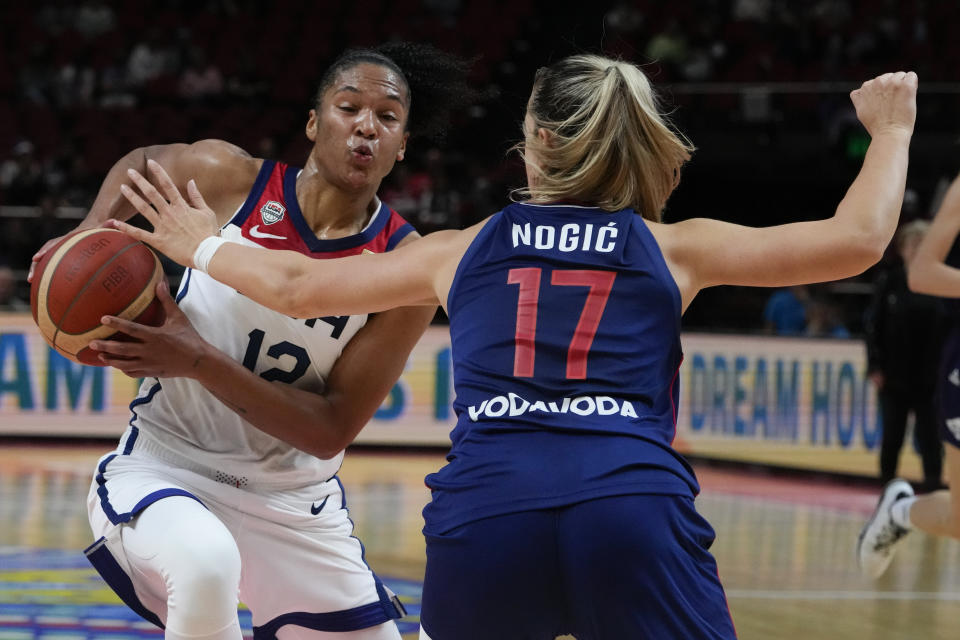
[0,315,927,480]
[670,332,917,479]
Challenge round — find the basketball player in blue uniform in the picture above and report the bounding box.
[29,44,471,640]
[857,171,960,578]
[115,56,917,639]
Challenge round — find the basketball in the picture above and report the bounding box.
[30,228,166,366]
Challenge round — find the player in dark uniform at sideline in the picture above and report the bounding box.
[858,171,960,579]
[115,56,916,639]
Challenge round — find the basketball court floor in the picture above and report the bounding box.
[2,443,958,639]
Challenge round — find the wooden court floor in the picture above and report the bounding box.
[1,444,959,639]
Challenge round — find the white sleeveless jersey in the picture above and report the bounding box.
[118,160,415,489]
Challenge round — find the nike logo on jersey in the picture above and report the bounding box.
[310,496,329,515]
[950,369,960,387]
[250,225,287,240]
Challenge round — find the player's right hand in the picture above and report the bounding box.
[850,71,918,139]
[112,159,219,270]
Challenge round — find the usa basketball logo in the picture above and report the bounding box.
[260,201,285,225]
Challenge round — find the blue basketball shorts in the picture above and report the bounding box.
[939,327,960,449]
[419,493,737,640]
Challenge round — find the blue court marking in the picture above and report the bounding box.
[0,547,423,638]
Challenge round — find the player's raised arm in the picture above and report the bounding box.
[907,172,960,296]
[652,71,917,310]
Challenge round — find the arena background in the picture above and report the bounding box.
[3,0,958,477]
[2,2,960,639]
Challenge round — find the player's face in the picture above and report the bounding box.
[307,63,410,192]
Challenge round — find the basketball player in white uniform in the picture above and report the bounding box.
[29,44,473,640]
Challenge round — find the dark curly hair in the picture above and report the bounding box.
[314,42,475,142]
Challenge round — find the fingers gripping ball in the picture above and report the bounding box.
[30,229,166,365]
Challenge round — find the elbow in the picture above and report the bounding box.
[313,447,344,461]
[305,412,360,461]
[839,235,886,278]
[906,267,921,293]
[311,430,356,461]
[860,229,890,267]
[296,427,348,461]
[906,263,932,294]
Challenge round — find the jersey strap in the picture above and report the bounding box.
[227,160,414,257]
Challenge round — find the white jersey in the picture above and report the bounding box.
[118,160,415,488]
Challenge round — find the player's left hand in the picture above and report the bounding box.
[88,281,212,379]
[110,158,219,269]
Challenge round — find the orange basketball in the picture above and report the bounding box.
[30,228,166,366]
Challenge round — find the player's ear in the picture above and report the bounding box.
[537,126,553,147]
[306,109,318,142]
[397,132,409,162]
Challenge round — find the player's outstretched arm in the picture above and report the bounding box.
[908,172,960,296]
[28,140,257,282]
[651,71,917,310]
[114,160,473,316]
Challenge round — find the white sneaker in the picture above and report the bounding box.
[857,479,914,579]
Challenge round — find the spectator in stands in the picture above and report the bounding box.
[763,285,810,335]
[99,49,137,108]
[225,51,269,100]
[865,220,944,491]
[0,141,45,206]
[805,297,850,338]
[379,163,422,221]
[74,0,116,39]
[415,164,463,232]
[645,18,688,77]
[0,265,28,311]
[127,28,176,87]
[179,47,224,102]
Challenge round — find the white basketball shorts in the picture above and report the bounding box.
[85,447,404,638]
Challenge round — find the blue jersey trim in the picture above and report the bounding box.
[96,460,205,525]
[120,381,161,454]
[334,476,404,623]
[85,538,165,629]
[283,168,391,252]
[631,217,682,324]
[251,600,402,638]
[446,212,502,318]
[95,382,208,525]
[385,222,415,251]
[227,160,276,227]
[175,268,192,304]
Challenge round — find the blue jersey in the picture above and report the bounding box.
[423,202,699,534]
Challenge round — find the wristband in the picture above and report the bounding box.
[192,236,229,273]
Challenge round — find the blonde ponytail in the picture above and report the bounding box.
[516,55,694,221]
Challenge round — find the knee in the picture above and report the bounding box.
[168,538,240,598]
[163,531,241,603]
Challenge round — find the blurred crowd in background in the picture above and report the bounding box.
[2,0,960,334]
